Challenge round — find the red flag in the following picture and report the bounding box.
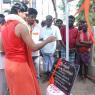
[74,2,84,16]
[75,0,95,45]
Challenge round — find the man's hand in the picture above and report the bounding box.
[45,36,56,43]
[80,41,92,48]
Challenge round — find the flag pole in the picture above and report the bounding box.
[64,0,69,61]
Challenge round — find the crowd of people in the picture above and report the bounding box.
[0,1,93,95]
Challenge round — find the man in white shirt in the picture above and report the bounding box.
[0,14,8,95]
[40,15,62,79]
[27,8,41,79]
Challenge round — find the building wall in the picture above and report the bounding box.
[36,0,55,21]
[0,0,3,13]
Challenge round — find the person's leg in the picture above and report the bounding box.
[79,62,82,77]
[34,57,40,79]
[42,54,49,72]
[61,48,66,59]
[80,63,86,79]
[48,54,54,72]
[39,54,50,81]
[81,52,90,79]
[0,69,8,95]
[47,54,55,79]
[84,64,88,78]
[69,52,75,64]
[76,52,85,79]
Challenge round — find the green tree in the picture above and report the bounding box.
[76,0,95,26]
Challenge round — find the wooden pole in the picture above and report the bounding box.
[51,0,57,18]
[64,0,69,61]
[29,0,32,8]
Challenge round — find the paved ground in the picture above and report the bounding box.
[72,78,95,95]
[39,78,95,95]
[39,58,95,95]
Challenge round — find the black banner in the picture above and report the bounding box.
[53,60,79,95]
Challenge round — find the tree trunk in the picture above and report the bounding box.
[51,0,57,18]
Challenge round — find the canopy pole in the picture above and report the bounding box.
[64,0,69,61]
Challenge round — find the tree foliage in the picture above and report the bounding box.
[76,0,95,26]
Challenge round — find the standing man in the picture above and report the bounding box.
[27,8,42,79]
[55,19,65,57]
[0,14,8,95]
[55,19,63,29]
[60,15,78,63]
[76,20,92,79]
[40,15,62,78]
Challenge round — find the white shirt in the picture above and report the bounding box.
[40,25,62,53]
[0,51,4,69]
[0,32,4,69]
[32,24,42,56]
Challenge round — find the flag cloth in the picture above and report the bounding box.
[75,0,95,45]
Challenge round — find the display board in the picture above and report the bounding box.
[50,59,79,95]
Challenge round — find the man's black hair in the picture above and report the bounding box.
[35,19,39,24]
[46,15,53,20]
[41,20,46,27]
[69,15,75,21]
[0,14,5,18]
[0,14,5,24]
[11,2,28,14]
[28,8,38,15]
[56,19,63,23]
